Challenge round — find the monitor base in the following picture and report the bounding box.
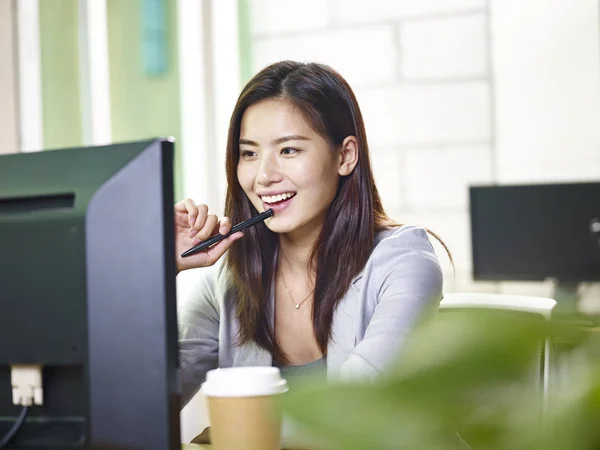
[552,281,580,313]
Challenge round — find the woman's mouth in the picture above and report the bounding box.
[260,192,296,212]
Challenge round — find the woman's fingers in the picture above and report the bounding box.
[218,216,233,235]
[173,199,240,272]
[174,200,191,228]
[192,213,219,241]
[188,214,234,241]
[183,203,208,240]
[190,203,208,229]
[174,198,203,229]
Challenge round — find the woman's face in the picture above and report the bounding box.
[237,98,342,237]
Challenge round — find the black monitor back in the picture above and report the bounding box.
[0,139,180,449]
[470,182,600,283]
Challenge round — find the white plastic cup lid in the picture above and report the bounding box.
[201,366,289,398]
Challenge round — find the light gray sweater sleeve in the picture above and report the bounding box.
[177,264,222,406]
[340,226,443,380]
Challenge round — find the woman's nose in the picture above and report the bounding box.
[258,155,283,184]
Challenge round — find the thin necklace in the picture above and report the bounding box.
[280,272,312,309]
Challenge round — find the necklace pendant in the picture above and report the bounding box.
[294,304,300,309]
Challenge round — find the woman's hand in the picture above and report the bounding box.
[174,199,243,273]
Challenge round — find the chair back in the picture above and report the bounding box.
[439,293,557,447]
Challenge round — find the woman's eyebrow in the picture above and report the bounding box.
[239,135,310,146]
[271,135,310,145]
[239,138,258,146]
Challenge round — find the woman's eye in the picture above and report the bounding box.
[240,150,257,158]
[281,147,298,155]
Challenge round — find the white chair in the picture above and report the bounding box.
[439,293,557,448]
[440,293,557,399]
[440,293,556,319]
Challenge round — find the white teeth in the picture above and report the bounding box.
[261,192,295,203]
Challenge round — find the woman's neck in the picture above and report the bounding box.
[277,226,321,275]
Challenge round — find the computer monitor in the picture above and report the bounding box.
[0,139,180,449]
[469,182,600,306]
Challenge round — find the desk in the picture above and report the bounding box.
[182,444,302,449]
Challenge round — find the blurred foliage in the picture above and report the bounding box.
[281,308,600,449]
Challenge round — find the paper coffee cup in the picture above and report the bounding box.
[201,367,289,450]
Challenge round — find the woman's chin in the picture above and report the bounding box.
[264,218,296,235]
[264,223,289,234]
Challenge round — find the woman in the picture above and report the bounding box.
[175,60,445,406]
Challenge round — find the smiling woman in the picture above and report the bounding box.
[237,98,355,237]
[175,61,447,415]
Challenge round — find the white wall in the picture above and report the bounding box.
[245,0,600,305]
[492,0,600,183]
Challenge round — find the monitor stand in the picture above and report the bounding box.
[552,280,580,313]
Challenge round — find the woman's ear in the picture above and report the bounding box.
[338,136,359,176]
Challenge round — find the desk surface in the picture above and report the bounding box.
[182,445,210,449]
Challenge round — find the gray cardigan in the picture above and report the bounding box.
[178,225,443,406]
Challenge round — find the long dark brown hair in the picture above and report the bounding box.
[224,61,450,363]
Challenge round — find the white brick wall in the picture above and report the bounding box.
[252,26,397,86]
[445,270,499,294]
[249,0,331,35]
[404,145,493,210]
[494,154,600,184]
[399,13,488,79]
[244,0,600,308]
[330,0,486,24]
[492,0,600,184]
[370,147,405,211]
[356,82,491,147]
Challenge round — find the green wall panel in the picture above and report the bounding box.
[238,0,253,85]
[107,0,182,200]
[39,0,83,150]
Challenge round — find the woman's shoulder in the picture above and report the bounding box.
[366,224,442,279]
[374,224,436,254]
[365,225,443,298]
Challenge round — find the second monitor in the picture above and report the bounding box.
[469,181,600,307]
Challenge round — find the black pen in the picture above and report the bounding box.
[181,209,274,257]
